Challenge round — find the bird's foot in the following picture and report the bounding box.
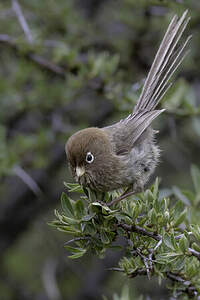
[107,190,136,207]
[107,183,144,207]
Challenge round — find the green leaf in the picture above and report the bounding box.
[190,225,200,242]
[191,242,200,252]
[48,220,64,227]
[83,223,97,236]
[75,199,84,218]
[100,230,110,244]
[173,256,185,271]
[62,215,80,225]
[64,245,86,253]
[172,200,185,222]
[64,182,84,193]
[156,252,183,263]
[153,177,160,199]
[174,208,187,227]
[163,233,175,250]
[81,213,96,222]
[61,192,74,217]
[89,202,118,215]
[57,226,79,234]
[179,235,189,253]
[148,208,157,224]
[68,249,87,259]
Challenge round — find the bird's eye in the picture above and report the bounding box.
[85,152,94,164]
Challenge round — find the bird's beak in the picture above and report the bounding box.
[76,166,85,178]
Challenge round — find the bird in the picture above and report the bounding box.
[65,10,191,201]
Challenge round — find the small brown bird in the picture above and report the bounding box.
[66,11,191,197]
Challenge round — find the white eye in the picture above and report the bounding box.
[85,152,94,164]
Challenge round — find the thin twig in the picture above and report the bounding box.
[12,165,43,197]
[107,267,123,272]
[0,34,65,77]
[107,190,136,207]
[166,272,190,285]
[129,268,147,278]
[0,34,15,45]
[148,251,153,271]
[119,223,161,241]
[166,272,198,297]
[188,248,200,261]
[136,249,151,280]
[175,232,193,240]
[29,53,65,75]
[12,0,33,44]
[42,259,61,300]
[64,237,90,246]
[154,239,162,250]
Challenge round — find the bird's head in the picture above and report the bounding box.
[65,127,116,191]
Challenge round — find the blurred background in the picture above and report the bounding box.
[0,0,200,299]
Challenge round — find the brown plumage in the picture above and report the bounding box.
[66,11,191,194]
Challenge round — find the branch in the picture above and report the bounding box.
[188,248,200,261]
[12,165,43,197]
[42,259,61,300]
[111,267,199,297]
[64,237,90,246]
[166,272,199,298]
[129,268,147,278]
[119,223,162,241]
[0,34,65,77]
[107,190,136,207]
[29,53,65,76]
[135,249,151,279]
[12,0,33,44]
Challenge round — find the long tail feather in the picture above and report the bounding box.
[134,10,190,113]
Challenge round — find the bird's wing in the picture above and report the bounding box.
[103,109,164,154]
[104,10,190,154]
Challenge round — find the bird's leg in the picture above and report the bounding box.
[107,190,136,207]
[95,191,107,205]
[107,182,144,207]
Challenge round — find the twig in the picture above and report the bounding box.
[154,239,162,250]
[166,272,198,297]
[42,259,61,300]
[148,250,153,271]
[129,268,147,278]
[188,248,200,261]
[64,237,90,245]
[119,223,161,241]
[111,267,199,297]
[12,165,43,197]
[107,267,123,272]
[175,232,193,240]
[29,53,65,75]
[12,0,33,44]
[136,249,151,280]
[0,34,15,45]
[0,34,65,77]
[166,272,190,285]
[107,190,136,207]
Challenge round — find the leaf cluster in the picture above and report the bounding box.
[50,167,200,299]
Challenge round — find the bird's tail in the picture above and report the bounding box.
[134,10,191,113]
